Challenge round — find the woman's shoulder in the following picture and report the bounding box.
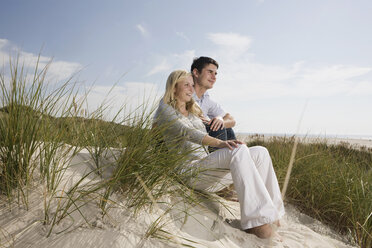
[154,99,178,121]
[158,100,176,114]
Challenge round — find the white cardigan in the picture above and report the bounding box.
[153,100,208,161]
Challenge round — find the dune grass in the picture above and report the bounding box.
[0,57,212,246]
[247,135,372,248]
[0,56,78,206]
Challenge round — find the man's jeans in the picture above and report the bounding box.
[205,124,236,152]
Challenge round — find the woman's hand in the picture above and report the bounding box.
[216,140,244,150]
[202,135,244,150]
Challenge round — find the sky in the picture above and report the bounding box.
[1,0,371,137]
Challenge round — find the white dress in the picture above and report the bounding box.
[154,100,285,229]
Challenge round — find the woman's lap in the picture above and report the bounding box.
[187,144,266,192]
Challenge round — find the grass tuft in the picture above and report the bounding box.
[247,135,372,247]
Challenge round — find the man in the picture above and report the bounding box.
[191,56,239,201]
[191,56,237,149]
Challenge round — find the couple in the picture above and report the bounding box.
[154,57,285,239]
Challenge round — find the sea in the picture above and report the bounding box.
[236,133,372,141]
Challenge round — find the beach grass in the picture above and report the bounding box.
[247,135,372,248]
[0,57,211,246]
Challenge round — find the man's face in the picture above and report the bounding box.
[194,63,217,90]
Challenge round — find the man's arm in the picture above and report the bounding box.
[203,94,236,131]
[223,113,235,129]
[209,113,235,131]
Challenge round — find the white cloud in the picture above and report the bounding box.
[80,82,162,122]
[145,50,196,78]
[147,59,171,76]
[136,24,149,37]
[214,60,372,101]
[198,32,372,101]
[172,50,197,70]
[207,32,252,55]
[0,38,82,83]
[0,39,8,49]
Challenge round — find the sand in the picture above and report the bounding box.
[0,146,359,248]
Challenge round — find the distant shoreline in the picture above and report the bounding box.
[236,133,372,149]
[236,132,372,140]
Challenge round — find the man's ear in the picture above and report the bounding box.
[192,68,199,78]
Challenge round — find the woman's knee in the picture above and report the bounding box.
[230,144,251,159]
[236,143,249,153]
[249,146,271,163]
[250,145,269,155]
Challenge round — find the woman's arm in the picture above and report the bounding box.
[155,102,207,144]
[202,135,243,150]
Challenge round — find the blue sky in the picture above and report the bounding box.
[1,0,371,137]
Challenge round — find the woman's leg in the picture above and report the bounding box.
[190,144,284,230]
[248,146,285,219]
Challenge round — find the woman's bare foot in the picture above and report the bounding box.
[245,224,272,239]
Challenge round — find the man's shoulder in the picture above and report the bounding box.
[202,92,226,117]
[202,91,210,98]
[203,91,217,104]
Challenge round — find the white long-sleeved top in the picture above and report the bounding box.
[153,100,208,161]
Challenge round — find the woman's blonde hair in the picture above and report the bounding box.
[163,70,203,117]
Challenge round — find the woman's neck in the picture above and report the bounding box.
[176,102,188,116]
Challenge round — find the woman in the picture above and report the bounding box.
[154,70,285,239]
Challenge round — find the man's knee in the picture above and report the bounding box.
[205,124,228,141]
[226,128,236,140]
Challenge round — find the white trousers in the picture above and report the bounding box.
[189,144,285,229]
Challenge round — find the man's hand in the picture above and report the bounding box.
[209,116,224,131]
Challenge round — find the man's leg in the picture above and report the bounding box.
[205,124,227,140]
[205,124,237,152]
[226,128,236,140]
[205,124,227,152]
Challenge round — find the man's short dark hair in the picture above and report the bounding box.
[191,56,219,73]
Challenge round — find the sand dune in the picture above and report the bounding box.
[0,148,357,248]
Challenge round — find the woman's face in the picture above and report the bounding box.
[174,75,194,104]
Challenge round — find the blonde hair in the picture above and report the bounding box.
[163,70,203,118]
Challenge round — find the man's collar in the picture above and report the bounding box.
[192,92,200,100]
[193,91,209,101]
